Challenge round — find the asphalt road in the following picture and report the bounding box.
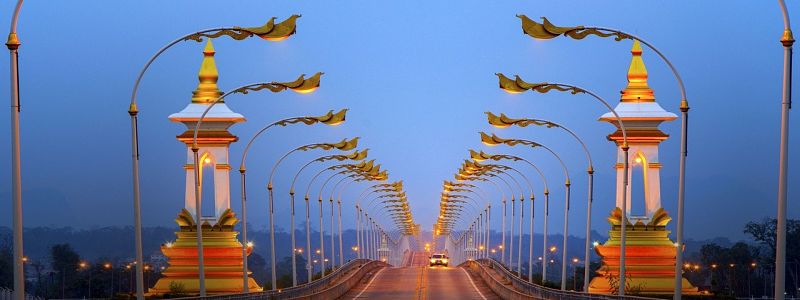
[340,252,499,299]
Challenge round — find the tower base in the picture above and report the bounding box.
[588,208,700,295]
[151,209,261,295]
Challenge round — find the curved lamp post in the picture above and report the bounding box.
[265,137,359,289]
[285,150,367,285]
[486,112,595,291]
[513,16,688,296]
[444,186,489,258]
[191,81,333,293]
[6,1,24,299]
[776,2,794,300]
[331,178,397,266]
[480,132,571,289]
[470,150,549,283]
[495,76,629,291]
[316,167,387,275]
[127,15,300,298]
[445,181,492,258]
[458,163,522,268]
[467,162,534,274]
[306,161,380,279]
[455,173,510,264]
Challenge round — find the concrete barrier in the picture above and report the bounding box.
[176,259,386,300]
[466,259,661,300]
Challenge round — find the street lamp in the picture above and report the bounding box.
[480,132,571,289]
[458,162,523,268]
[318,166,389,274]
[495,75,630,292]
[469,150,548,282]
[284,150,367,285]
[463,161,531,275]
[514,16,689,297]
[265,138,359,289]
[455,173,510,266]
[127,15,300,299]
[6,2,24,299]
[306,161,380,281]
[486,112,596,292]
[189,79,331,292]
[776,3,794,300]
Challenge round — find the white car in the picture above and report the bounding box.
[429,253,449,267]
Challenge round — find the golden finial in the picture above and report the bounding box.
[191,40,223,103]
[620,40,654,102]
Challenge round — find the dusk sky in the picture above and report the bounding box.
[0,1,797,241]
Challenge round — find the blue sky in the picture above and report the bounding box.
[0,0,798,241]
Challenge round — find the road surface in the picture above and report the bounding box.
[340,252,499,299]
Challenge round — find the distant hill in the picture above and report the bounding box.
[0,226,744,266]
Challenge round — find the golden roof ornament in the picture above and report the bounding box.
[191,40,223,104]
[620,40,655,102]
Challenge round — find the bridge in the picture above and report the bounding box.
[174,245,660,300]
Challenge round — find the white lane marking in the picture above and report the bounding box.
[353,267,386,299]
[461,267,488,300]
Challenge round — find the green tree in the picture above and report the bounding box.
[0,237,12,288]
[50,244,81,298]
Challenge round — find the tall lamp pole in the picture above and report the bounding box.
[485,113,595,291]
[512,17,688,296]
[495,76,628,293]
[127,15,300,298]
[6,1,24,300]
[776,1,793,300]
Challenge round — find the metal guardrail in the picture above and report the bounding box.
[176,259,385,300]
[467,259,660,300]
[0,288,43,300]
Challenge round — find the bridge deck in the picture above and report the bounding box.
[339,252,498,300]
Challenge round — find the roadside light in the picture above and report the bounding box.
[79,262,87,268]
[751,262,757,268]
[549,246,557,253]
[684,263,691,269]
[572,258,579,263]
[104,263,112,269]
[711,264,718,269]
[316,249,321,254]
[729,264,735,268]
[21,257,28,263]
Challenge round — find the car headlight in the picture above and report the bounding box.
[430,259,436,263]
[442,259,449,263]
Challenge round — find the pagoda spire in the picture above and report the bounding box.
[191,40,223,104]
[620,40,655,102]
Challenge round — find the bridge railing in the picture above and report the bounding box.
[466,259,659,300]
[177,259,385,300]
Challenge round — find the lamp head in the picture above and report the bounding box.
[496,73,528,94]
[479,132,502,146]
[250,14,301,41]
[319,109,348,126]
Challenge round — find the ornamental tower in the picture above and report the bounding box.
[152,41,260,294]
[168,40,244,222]
[599,40,676,221]
[589,41,698,295]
